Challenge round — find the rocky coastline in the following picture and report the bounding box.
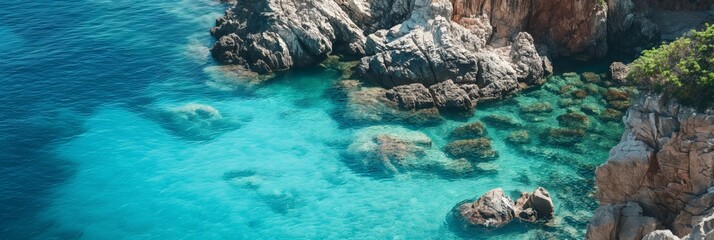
[208,0,714,238]
[585,93,714,239]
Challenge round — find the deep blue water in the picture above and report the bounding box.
[0,1,625,239]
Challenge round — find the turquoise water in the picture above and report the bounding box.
[0,0,626,239]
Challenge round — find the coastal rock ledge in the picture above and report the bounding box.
[586,93,714,240]
[210,0,549,102]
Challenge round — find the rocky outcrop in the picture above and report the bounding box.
[210,0,374,73]
[356,0,546,99]
[458,188,516,227]
[586,202,661,240]
[451,0,608,57]
[212,0,549,104]
[157,103,241,141]
[609,61,630,84]
[586,93,714,239]
[457,187,555,228]
[211,0,713,77]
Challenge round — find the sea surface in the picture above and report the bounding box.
[0,0,628,239]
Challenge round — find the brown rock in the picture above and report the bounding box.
[605,87,630,101]
[582,72,601,83]
[428,80,476,113]
[515,187,555,221]
[608,100,632,110]
[506,130,530,144]
[451,0,608,57]
[450,122,487,140]
[610,62,629,84]
[544,128,586,145]
[586,202,661,240]
[444,138,498,161]
[520,102,553,114]
[572,89,589,99]
[458,188,516,227]
[599,108,624,122]
[557,112,591,129]
[385,83,435,110]
[591,93,714,238]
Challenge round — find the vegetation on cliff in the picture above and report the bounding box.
[628,24,714,108]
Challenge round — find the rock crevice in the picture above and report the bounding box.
[587,93,714,239]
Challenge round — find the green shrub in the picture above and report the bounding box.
[627,24,714,108]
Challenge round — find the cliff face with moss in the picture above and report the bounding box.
[586,25,714,240]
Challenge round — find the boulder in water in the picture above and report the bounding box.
[482,114,523,129]
[385,83,435,110]
[340,82,442,125]
[557,112,591,129]
[506,130,530,144]
[514,187,555,222]
[520,102,553,114]
[457,187,556,228]
[443,138,498,161]
[347,125,444,174]
[544,128,586,145]
[449,122,487,140]
[599,108,623,122]
[159,103,239,141]
[458,188,517,228]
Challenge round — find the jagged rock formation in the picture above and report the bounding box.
[457,187,555,228]
[451,0,608,57]
[209,0,712,116]
[586,93,714,239]
[210,0,374,73]
[211,0,549,104]
[211,0,713,75]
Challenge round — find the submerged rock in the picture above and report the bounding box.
[442,158,475,175]
[599,108,623,122]
[581,103,602,115]
[544,128,586,145]
[158,103,239,141]
[443,138,498,161]
[520,102,553,114]
[582,72,601,83]
[482,114,523,129]
[340,82,442,125]
[604,88,630,101]
[506,130,530,144]
[608,100,632,110]
[449,122,487,139]
[557,112,591,129]
[347,125,434,174]
[571,89,589,99]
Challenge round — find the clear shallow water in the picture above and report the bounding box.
[0,0,625,239]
